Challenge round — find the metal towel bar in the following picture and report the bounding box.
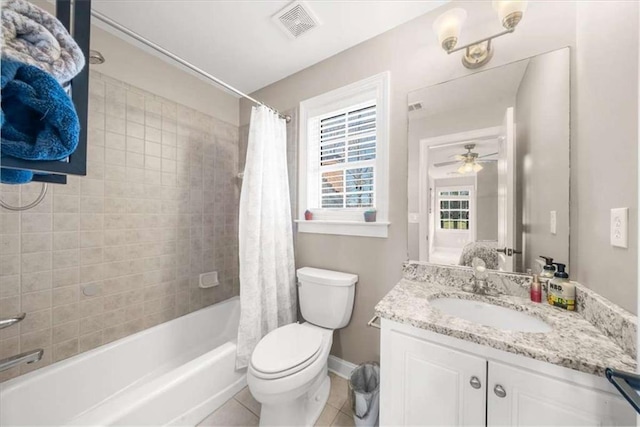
[367,315,381,329]
[606,367,640,414]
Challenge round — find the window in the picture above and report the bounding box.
[438,190,470,230]
[298,73,390,238]
[320,104,376,209]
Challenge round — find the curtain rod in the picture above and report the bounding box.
[91,10,291,123]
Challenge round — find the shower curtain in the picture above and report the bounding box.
[236,105,296,369]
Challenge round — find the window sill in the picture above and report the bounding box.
[295,220,390,238]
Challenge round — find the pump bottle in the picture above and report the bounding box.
[547,263,575,311]
[538,256,555,302]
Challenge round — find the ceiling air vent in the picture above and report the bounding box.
[408,102,423,112]
[272,1,321,39]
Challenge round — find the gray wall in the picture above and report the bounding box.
[515,49,571,273]
[571,2,638,312]
[476,162,499,241]
[239,0,637,365]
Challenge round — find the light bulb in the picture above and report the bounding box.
[473,163,484,172]
[492,0,528,30]
[458,161,474,174]
[433,8,467,51]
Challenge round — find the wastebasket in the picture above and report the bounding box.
[349,362,380,427]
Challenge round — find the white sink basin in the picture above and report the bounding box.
[429,298,552,333]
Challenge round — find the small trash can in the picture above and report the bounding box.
[349,362,380,427]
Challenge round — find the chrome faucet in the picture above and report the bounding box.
[463,276,493,295]
[0,313,45,372]
[0,349,44,372]
[0,313,25,330]
[462,258,496,296]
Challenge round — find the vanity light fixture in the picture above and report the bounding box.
[433,1,528,69]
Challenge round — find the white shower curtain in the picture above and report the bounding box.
[236,106,296,369]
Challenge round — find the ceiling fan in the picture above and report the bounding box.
[433,143,498,174]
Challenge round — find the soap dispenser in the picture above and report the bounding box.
[539,256,555,300]
[547,263,575,311]
[530,275,542,303]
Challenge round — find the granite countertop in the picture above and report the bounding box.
[375,278,636,377]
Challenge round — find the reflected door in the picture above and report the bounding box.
[497,108,515,271]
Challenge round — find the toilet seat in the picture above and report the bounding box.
[250,323,323,380]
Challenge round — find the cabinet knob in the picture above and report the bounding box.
[494,384,507,398]
[469,376,482,389]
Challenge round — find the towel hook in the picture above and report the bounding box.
[0,183,48,211]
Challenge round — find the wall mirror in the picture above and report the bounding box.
[407,47,570,273]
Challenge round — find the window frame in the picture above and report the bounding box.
[435,186,475,235]
[297,72,390,238]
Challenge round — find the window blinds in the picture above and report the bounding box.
[318,104,376,209]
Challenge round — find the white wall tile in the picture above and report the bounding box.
[22,233,52,253]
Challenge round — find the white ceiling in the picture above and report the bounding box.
[92,1,448,95]
[408,58,530,119]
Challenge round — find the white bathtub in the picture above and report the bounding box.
[0,297,246,426]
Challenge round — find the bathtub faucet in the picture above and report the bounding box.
[0,349,44,373]
[0,313,26,329]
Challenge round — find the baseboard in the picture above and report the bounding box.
[328,355,358,379]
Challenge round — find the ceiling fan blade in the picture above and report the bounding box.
[434,160,460,168]
[478,152,499,159]
[477,159,497,163]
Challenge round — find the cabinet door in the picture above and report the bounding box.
[383,330,487,426]
[487,361,635,426]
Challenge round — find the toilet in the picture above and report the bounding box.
[247,267,357,427]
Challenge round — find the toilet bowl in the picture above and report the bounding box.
[248,323,333,426]
[247,267,357,427]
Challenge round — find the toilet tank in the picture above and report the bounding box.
[297,267,357,329]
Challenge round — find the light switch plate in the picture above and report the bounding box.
[550,210,557,235]
[610,208,629,248]
[408,213,420,223]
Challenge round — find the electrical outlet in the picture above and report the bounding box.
[550,210,557,235]
[610,208,628,248]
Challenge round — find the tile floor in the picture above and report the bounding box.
[198,373,355,427]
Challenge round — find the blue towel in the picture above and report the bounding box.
[1,58,80,160]
[0,167,33,184]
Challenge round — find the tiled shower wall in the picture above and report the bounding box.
[0,71,240,382]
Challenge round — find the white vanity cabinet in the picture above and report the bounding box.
[380,319,635,426]
[385,328,487,425]
[487,361,631,426]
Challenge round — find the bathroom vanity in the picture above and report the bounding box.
[392,43,640,426]
[376,262,637,426]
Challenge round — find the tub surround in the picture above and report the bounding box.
[0,70,240,382]
[375,261,636,377]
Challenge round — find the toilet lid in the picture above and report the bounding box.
[251,323,322,376]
